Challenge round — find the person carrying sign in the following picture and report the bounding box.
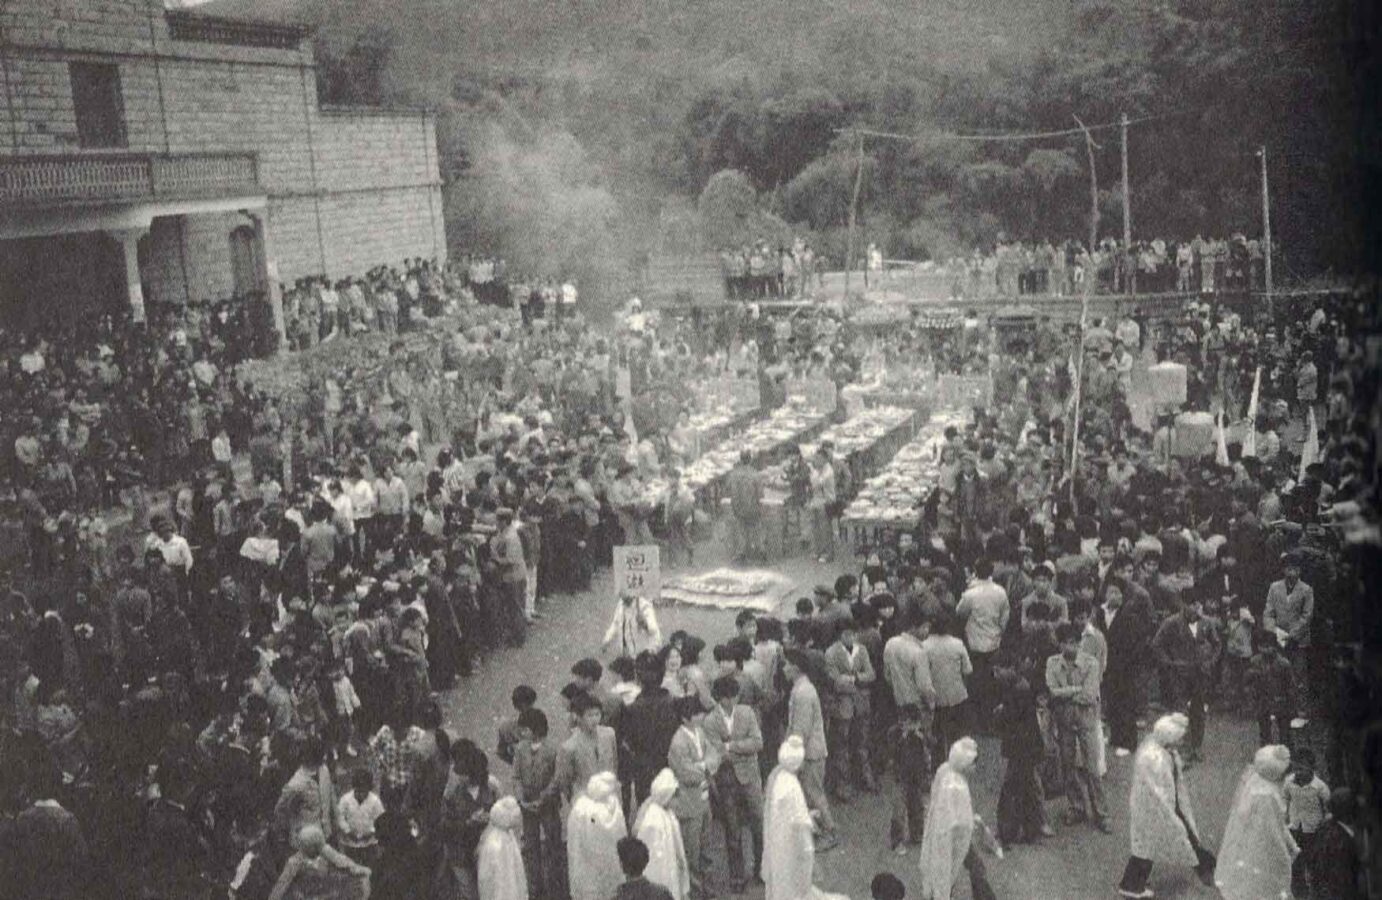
[604,591,664,658]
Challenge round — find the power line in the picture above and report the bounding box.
[836,109,1194,144]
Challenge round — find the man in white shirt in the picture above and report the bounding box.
[336,769,385,864]
[374,464,410,536]
[145,515,193,575]
[1263,556,1315,723]
[327,480,356,563]
[922,616,973,757]
[1114,316,1141,353]
[883,611,936,712]
[955,558,1009,726]
[347,470,377,559]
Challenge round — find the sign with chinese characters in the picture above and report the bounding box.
[613,545,661,600]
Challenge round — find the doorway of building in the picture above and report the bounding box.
[0,232,126,332]
[229,224,263,297]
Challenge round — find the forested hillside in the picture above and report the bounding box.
[201,0,1373,305]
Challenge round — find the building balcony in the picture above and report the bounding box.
[0,152,260,207]
[165,11,311,52]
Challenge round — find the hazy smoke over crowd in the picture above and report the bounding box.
[442,115,633,314]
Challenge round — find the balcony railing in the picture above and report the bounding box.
[166,11,310,51]
[0,152,260,206]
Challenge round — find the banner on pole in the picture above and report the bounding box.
[613,545,661,600]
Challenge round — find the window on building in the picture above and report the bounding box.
[69,62,127,149]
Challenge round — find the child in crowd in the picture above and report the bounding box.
[1199,596,1227,707]
[496,684,537,766]
[608,656,642,706]
[1223,605,1255,709]
[336,768,385,867]
[888,703,932,854]
[1284,747,1330,895]
[1245,629,1294,746]
[1022,602,1060,676]
[513,708,563,900]
[328,658,362,759]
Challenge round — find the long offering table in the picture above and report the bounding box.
[839,407,970,552]
[635,405,833,510]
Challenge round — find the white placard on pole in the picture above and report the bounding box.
[613,545,661,600]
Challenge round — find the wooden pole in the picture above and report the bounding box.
[844,131,866,301]
[1260,145,1273,319]
[1069,116,1100,499]
[1121,112,1133,297]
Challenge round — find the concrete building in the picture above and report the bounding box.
[0,0,446,341]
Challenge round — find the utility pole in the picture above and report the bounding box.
[1070,115,1100,503]
[844,131,866,301]
[1121,112,1132,297]
[1259,145,1273,318]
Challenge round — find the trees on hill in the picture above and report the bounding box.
[304,0,1370,302]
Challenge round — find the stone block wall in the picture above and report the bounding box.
[2,0,447,305]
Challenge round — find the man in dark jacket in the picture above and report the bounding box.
[144,764,211,899]
[615,836,675,900]
[620,651,680,809]
[1151,597,1221,761]
[1308,787,1362,900]
[993,656,1051,847]
[726,451,764,563]
[3,764,89,900]
[1096,578,1154,754]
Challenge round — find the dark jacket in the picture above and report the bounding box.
[620,686,680,788]
[1151,614,1221,676]
[1308,819,1362,900]
[3,802,89,900]
[615,876,676,900]
[1095,601,1153,687]
[996,674,1043,766]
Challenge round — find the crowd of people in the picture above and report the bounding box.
[932,234,1271,300]
[718,240,825,301]
[0,240,1377,900]
[5,251,608,534]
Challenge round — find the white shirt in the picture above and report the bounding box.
[349,479,377,519]
[337,791,385,846]
[955,578,1009,653]
[240,535,280,565]
[376,476,409,517]
[145,533,194,573]
[331,493,356,535]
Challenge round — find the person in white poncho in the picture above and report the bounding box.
[1116,713,1216,898]
[478,796,526,900]
[762,736,848,900]
[603,592,664,658]
[918,737,998,900]
[634,768,689,900]
[1215,744,1298,900]
[568,772,627,900]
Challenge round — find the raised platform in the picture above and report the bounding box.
[640,253,728,307]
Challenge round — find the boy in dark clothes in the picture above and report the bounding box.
[1245,630,1294,746]
[993,655,1053,848]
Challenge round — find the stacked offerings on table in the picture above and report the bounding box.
[840,407,969,547]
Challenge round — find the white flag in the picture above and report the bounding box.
[1298,405,1318,481]
[1242,367,1261,458]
